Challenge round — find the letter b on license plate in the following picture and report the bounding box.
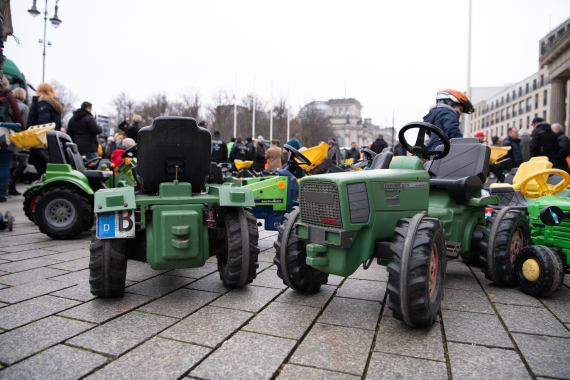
[97,211,135,239]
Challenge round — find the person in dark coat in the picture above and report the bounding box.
[345,142,361,160]
[530,117,559,165]
[552,123,570,170]
[423,89,474,149]
[394,141,407,156]
[118,114,142,143]
[503,127,523,167]
[229,137,249,165]
[245,137,256,161]
[254,136,267,171]
[211,130,228,164]
[370,134,388,154]
[67,102,102,161]
[328,139,342,166]
[26,83,65,130]
[519,128,531,162]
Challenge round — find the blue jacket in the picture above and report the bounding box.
[503,136,523,167]
[423,104,463,149]
[27,95,64,130]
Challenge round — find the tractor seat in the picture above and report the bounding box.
[489,157,551,192]
[370,147,394,170]
[427,138,490,202]
[65,142,86,172]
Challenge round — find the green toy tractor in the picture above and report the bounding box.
[89,117,259,297]
[273,122,500,327]
[22,131,137,239]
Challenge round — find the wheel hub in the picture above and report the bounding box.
[44,199,76,228]
[429,243,438,300]
[522,258,540,282]
[510,228,524,267]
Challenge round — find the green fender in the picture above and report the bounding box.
[22,183,43,197]
[25,164,94,195]
[35,177,94,195]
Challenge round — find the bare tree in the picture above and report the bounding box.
[171,90,202,120]
[51,80,78,124]
[136,92,170,126]
[270,96,290,145]
[207,89,235,138]
[238,93,269,140]
[109,92,137,127]
[295,103,333,147]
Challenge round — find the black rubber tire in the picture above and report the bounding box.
[34,187,92,240]
[387,215,447,327]
[274,207,329,292]
[23,188,42,224]
[480,208,530,286]
[515,246,564,297]
[89,227,128,297]
[460,253,479,266]
[217,207,259,287]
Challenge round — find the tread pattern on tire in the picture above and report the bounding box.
[23,188,41,224]
[217,207,259,287]
[273,207,328,292]
[387,216,446,327]
[480,208,530,285]
[89,227,127,297]
[35,186,92,239]
[515,245,564,297]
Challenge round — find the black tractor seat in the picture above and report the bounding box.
[370,147,394,170]
[487,187,528,210]
[427,138,490,202]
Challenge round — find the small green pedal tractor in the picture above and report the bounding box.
[89,117,259,297]
[273,122,501,327]
[22,131,137,239]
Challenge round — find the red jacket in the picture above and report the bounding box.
[111,148,125,172]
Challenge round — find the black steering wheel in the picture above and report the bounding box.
[121,144,137,159]
[85,157,102,169]
[219,162,232,173]
[283,144,311,167]
[398,122,450,160]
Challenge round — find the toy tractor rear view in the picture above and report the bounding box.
[274,122,499,327]
[90,117,259,297]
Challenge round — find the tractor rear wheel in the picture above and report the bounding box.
[480,207,530,286]
[515,246,564,297]
[217,207,259,287]
[387,214,446,327]
[89,227,128,297]
[34,187,91,239]
[273,207,328,292]
[23,188,41,224]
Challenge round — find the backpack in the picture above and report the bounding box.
[0,91,15,123]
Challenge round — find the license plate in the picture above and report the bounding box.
[97,211,135,239]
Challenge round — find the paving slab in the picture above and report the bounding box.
[125,274,194,298]
[166,263,218,279]
[349,263,389,282]
[58,293,153,323]
[0,316,94,365]
[0,267,68,286]
[257,261,274,272]
[43,250,90,262]
[291,323,374,376]
[160,306,252,347]
[258,248,276,263]
[366,352,448,380]
[258,238,274,251]
[210,285,282,312]
[496,303,570,337]
[448,342,530,380]
[441,287,494,314]
[186,272,233,294]
[51,283,99,302]
[137,288,218,318]
[276,285,335,309]
[0,257,59,273]
[279,364,360,380]
[191,331,296,380]
[44,243,90,253]
[251,268,287,289]
[540,298,570,323]
[0,279,73,303]
[0,249,59,261]
[125,260,167,282]
[513,333,570,379]
[547,284,570,300]
[0,344,108,380]
[336,278,386,302]
[375,313,445,362]
[67,311,177,357]
[49,268,91,285]
[326,274,345,286]
[48,257,90,271]
[243,301,320,339]
[480,279,543,307]
[0,295,80,330]
[319,297,381,331]
[86,337,210,380]
[442,309,513,348]
[444,264,481,291]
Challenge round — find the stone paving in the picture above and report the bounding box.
[0,188,569,379]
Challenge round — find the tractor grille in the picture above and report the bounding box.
[300,181,342,229]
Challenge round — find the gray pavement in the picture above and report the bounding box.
[0,186,569,379]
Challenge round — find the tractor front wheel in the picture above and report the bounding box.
[273,207,329,292]
[34,187,91,239]
[480,207,530,286]
[217,207,259,287]
[23,188,41,224]
[387,214,446,327]
[89,228,128,297]
[515,246,564,297]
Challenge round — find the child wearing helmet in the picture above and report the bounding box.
[423,89,474,148]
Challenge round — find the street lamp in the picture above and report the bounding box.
[27,0,62,82]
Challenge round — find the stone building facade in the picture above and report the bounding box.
[325,98,377,147]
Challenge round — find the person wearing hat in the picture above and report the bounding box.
[530,117,559,165]
[503,127,523,167]
[67,101,102,161]
[254,136,267,171]
[474,132,486,144]
[491,136,503,147]
[211,130,228,164]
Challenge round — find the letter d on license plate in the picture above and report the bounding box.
[97,211,135,239]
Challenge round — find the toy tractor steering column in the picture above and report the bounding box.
[85,156,103,169]
[360,148,377,167]
[398,122,451,160]
[519,169,570,198]
[284,144,311,178]
[121,144,138,159]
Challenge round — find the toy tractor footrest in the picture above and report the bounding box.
[445,241,462,258]
[488,187,528,210]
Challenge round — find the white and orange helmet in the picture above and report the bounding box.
[436,89,474,114]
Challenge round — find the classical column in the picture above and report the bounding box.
[550,78,567,131]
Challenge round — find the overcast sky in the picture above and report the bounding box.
[8,0,570,131]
